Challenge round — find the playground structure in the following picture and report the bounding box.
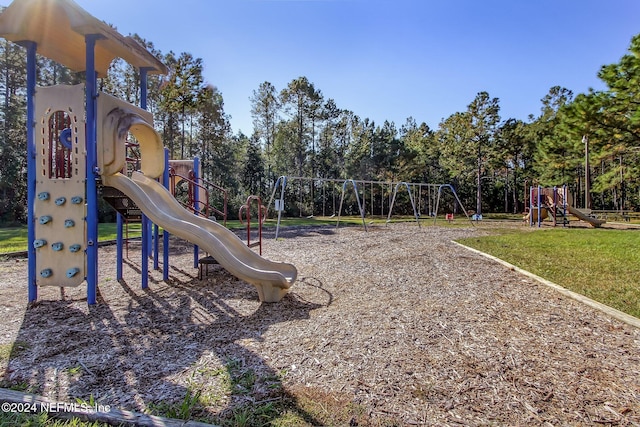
[266,176,472,237]
[1,0,296,304]
[525,185,606,228]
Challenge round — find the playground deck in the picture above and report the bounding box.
[0,223,638,425]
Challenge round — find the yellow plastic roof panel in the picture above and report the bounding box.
[0,0,167,76]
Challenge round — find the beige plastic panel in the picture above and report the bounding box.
[97,92,164,178]
[168,159,205,202]
[0,0,167,77]
[169,160,195,181]
[34,85,86,287]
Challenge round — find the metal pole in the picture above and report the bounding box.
[446,185,473,225]
[163,148,170,280]
[85,34,100,304]
[193,156,200,267]
[529,186,533,227]
[23,41,37,302]
[386,182,420,227]
[537,185,542,228]
[336,180,367,231]
[552,186,558,227]
[137,69,160,272]
[267,175,287,239]
[336,182,345,228]
[116,213,123,280]
[433,187,441,226]
[583,135,590,210]
[562,184,568,227]
[386,183,399,225]
[140,68,148,110]
[139,68,150,288]
[141,215,149,288]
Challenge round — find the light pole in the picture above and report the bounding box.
[583,135,590,210]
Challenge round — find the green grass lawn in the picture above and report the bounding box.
[0,217,366,254]
[0,212,492,255]
[457,227,640,319]
[0,223,143,254]
[0,227,29,253]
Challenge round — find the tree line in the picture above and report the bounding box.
[0,32,638,223]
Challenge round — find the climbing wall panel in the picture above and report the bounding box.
[34,84,86,287]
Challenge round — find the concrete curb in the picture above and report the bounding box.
[452,241,640,329]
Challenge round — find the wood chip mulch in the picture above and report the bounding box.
[0,222,638,425]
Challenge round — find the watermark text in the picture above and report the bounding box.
[1,401,111,414]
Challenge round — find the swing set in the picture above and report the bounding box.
[266,176,472,237]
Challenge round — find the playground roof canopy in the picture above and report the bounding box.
[0,0,167,77]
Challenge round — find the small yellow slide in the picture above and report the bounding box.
[524,208,549,223]
[102,172,297,302]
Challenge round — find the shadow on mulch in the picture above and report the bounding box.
[2,260,332,425]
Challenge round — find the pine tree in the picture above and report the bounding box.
[0,40,27,223]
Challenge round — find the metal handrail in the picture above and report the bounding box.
[169,168,210,217]
[168,168,228,226]
[193,172,229,225]
[238,195,265,255]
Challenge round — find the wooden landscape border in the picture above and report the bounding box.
[453,241,640,329]
[0,388,217,427]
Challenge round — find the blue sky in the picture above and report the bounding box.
[71,0,639,135]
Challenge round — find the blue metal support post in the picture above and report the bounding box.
[140,68,150,288]
[537,185,542,228]
[85,34,100,304]
[163,148,170,280]
[116,213,123,280]
[193,157,200,268]
[22,41,37,302]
